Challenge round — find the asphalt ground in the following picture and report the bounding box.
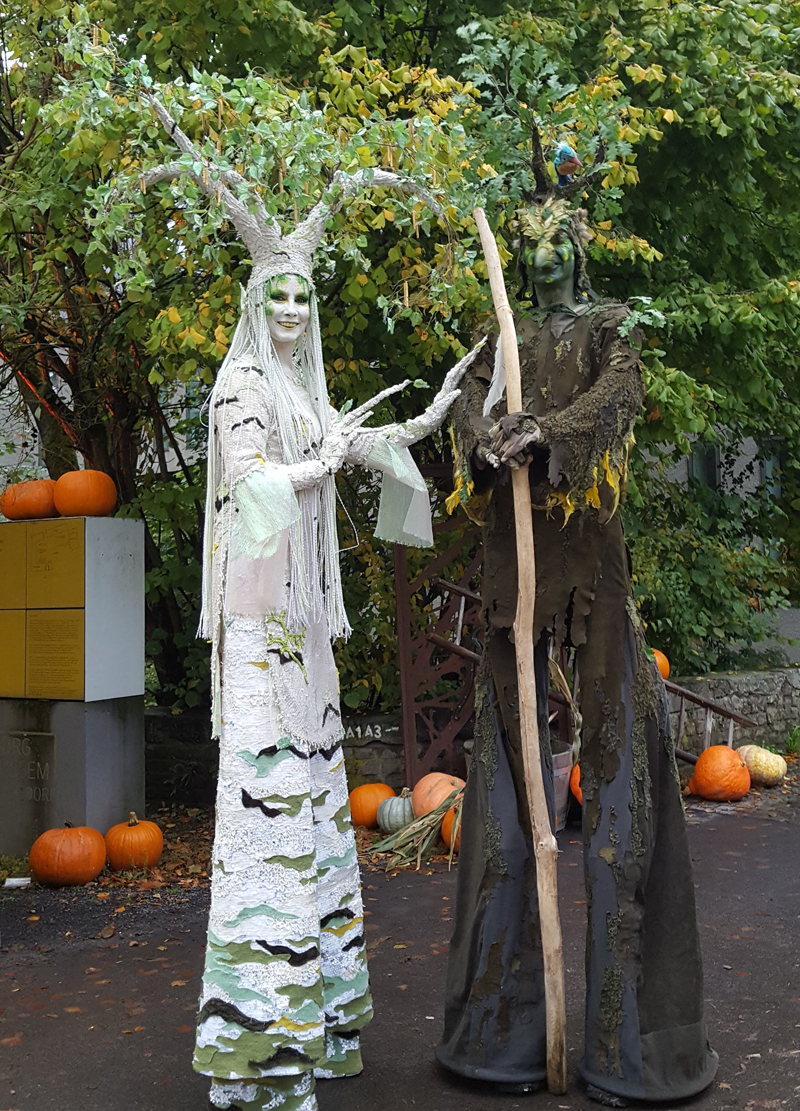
[1,809,798,1111]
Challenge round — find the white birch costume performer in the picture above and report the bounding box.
[136,95,481,1111]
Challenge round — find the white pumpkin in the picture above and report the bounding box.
[377,788,415,833]
[736,745,787,787]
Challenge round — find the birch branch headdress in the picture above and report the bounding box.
[140,92,447,287]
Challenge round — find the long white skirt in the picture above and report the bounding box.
[194,613,372,1111]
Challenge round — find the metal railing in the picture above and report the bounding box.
[665,680,757,765]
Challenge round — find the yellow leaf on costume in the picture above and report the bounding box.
[325,916,364,937]
[585,483,601,510]
[268,1018,319,1033]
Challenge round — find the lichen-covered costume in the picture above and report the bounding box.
[127,93,464,1111]
[437,303,718,1103]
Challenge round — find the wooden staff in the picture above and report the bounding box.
[473,207,567,1094]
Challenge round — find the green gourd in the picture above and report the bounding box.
[377,788,415,833]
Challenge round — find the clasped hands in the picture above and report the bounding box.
[477,411,543,471]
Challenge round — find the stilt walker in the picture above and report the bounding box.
[437,128,718,1105]
[129,91,482,1111]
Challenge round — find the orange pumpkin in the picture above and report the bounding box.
[54,469,117,517]
[349,783,395,828]
[105,812,164,871]
[652,649,670,680]
[688,745,750,801]
[570,762,582,805]
[411,772,466,818]
[442,806,461,852]
[0,478,59,520]
[29,823,106,886]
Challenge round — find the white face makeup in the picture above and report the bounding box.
[264,274,311,349]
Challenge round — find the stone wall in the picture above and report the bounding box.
[145,709,412,806]
[144,708,469,805]
[670,666,800,754]
[144,664,800,805]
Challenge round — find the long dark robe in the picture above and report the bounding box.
[435,302,718,1102]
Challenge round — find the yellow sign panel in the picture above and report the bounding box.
[0,610,26,697]
[27,518,85,609]
[26,609,85,700]
[0,523,27,609]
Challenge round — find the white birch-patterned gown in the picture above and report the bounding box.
[195,363,372,1111]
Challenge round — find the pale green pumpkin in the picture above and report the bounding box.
[377,788,415,833]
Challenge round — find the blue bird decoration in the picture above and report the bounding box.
[553,139,583,186]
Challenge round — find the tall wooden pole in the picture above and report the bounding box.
[473,207,567,1094]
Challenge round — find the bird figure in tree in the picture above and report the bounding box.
[553,138,582,185]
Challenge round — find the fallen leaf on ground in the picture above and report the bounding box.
[97,925,115,939]
[1,1033,22,1046]
[171,980,187,987]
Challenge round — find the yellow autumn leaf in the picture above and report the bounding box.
[167,306,182,324]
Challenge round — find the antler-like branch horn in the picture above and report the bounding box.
[262,165,451,286]
[529,118,554,201]
[142,92,280,259]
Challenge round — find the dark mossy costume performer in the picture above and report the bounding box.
[436,276,718,1101]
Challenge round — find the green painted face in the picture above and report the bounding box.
[524,233,576,287]
[264,274,311,346]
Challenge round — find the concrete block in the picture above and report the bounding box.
[0,695,144,857]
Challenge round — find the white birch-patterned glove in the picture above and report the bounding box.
[369,338,487,450]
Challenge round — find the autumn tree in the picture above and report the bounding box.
[2,0,799,714]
